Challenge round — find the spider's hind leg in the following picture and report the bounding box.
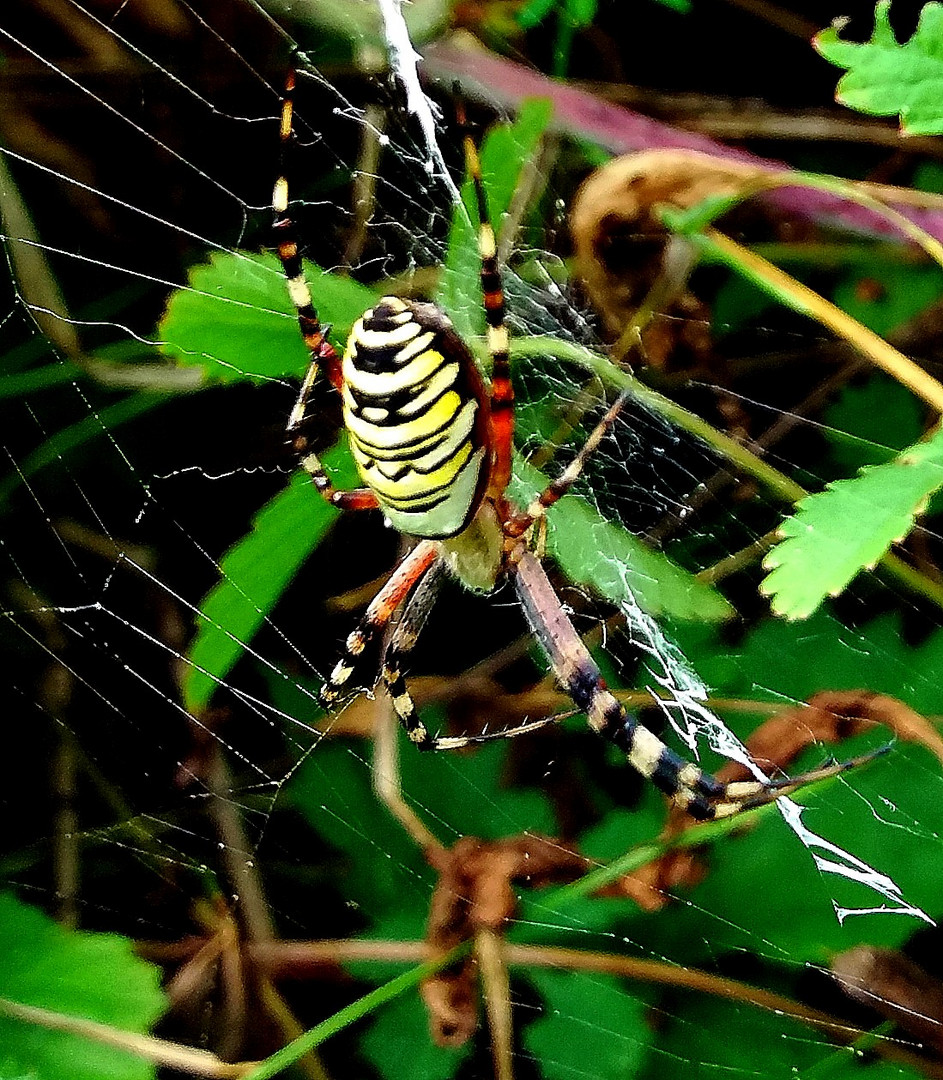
[381,557,562,751]
[513,549,869,821]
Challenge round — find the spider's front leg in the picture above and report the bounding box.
[275,68,379,513]
[512,549,863,820]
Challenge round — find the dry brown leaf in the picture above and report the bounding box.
[421,835,589,1045]
[570,149,775,369]
[833,946,943,1054]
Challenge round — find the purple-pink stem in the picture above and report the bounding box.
[422,38,943,244]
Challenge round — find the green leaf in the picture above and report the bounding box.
[815,1,943,134]
[639,741,937,963]
[184,441,359,712]
[525,969,651,1080]
[639,995,845,1080]
[517,0,557,28]
[684,605,943,717]
[360,993,470,1080]
[0,392,170,507]
[761,427,943,619]
[159,251,375,383]
[564,0,598,26]
[822,374,924,472]
[711,273,774,336]
[833,259,943,338]
[0,893,164,1080]
[577,797,668,864]
[656,609,943,961]
[437,98,553,341]
[511,458,734,624]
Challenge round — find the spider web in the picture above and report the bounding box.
[2,2,943,1078]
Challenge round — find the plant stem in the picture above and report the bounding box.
[507,336,943,613]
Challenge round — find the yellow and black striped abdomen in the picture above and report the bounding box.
[342,297,490,539]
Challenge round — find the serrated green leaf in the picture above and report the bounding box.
[360,993,470,1080]
[437,98,553,341]
[815,1,943,135]
[761,427,943,620]
[510,458,734,624]
[525,969,651,1080]
[0,893,164,1080]
[158,251,375,383]
[184,441,359,712]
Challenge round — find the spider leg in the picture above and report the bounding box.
[275,69,378,513]
[380,557,564,751]
[380,559,445,747]
[321,540,439,707]
[507,389,632,538]
[513,549,865,820]
[458,106,513,502]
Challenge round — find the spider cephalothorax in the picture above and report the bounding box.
[273,71,862,821]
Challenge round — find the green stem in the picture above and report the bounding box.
[509,336,805,502]
[243,948,466,1080]
[506,336,943,613]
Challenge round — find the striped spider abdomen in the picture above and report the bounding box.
[342,296,492,540]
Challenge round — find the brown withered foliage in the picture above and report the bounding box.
[833,946,943,1055]
[421,834,589,1045]
[570,149,779,371]
[414,690,935,1040]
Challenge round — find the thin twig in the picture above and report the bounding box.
[695,226,943,413]
[477,929,514,1080]
[242,938,939,1078]
[0,997,251,1079]
[345,104,384,269]
[372,685,442,853]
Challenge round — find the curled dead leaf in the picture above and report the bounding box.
[570,149,774,369]
[421,834,589,1045]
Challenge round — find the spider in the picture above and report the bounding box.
[272,72,861,821]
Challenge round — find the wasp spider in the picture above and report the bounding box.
[273,73,863,821]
